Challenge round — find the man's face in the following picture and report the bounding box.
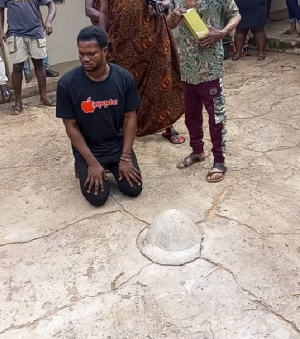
[78,40,108,72]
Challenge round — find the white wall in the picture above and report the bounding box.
[41,0,90,65]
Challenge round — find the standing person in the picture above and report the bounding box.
[0,54,11,101]
[283,0,300,34]
[97,0,185,144]
[0,0,56,115]
[233,0,267,61]
[267,0,272,21]
[85,0,101,25]
[168,0,241,182]
[56,26,142,207]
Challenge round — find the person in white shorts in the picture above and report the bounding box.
[0,0,56,115]
[0,54,11,101]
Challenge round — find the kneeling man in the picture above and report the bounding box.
[56,26,142,207]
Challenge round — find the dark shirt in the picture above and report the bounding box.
[0,0,51,39]
[56,63,142,162]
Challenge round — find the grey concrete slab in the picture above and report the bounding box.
[0,52,299,338]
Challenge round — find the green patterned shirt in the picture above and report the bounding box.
[170,0,239,85]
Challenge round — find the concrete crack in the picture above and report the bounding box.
[0,210,120,248]
[203,185,236,221]
[0,289,111,335]
[200,255,300,335]
[215,214,261,234]
[110,193,150,225]
[0,263,153,335]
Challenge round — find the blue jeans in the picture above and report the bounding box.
[286,0,300,22]
[23,54,50,75]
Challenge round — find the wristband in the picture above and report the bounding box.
[120,157,132,162]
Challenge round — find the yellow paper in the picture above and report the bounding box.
[183,8,209,39]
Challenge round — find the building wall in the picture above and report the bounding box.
[41,0,90,66]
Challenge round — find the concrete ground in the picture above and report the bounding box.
[0,52,299,339]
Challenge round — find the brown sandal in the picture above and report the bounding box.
[177,153,205,169]
[206,163,227,183]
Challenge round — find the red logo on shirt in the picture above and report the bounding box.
[81,97,118,114]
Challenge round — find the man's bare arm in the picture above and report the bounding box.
[45,1,56,24]
[85,0,100,21]
[43,1,56,35]
[221,13,241,36]
[63,119,98,167]
[99,0,110,31]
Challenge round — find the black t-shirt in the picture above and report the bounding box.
[56,63,142,161]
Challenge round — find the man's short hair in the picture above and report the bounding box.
[77,26,108,49]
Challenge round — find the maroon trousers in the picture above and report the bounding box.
[183,78,227,164]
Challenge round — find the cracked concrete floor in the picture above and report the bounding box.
[0,52,299,339]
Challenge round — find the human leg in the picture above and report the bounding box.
[202,78,227,182]
[11,62,24,113]
[23,59,32,83]
[43,51,59,77]
[233,27,249,60]
[177,82,205,168]
[108,153,143,198]
[267,0,272,20]
[6,36,29,113]
[27,38,53,106]
[75,156,110,206]
[251,26,267,60]
[285,0,299,33]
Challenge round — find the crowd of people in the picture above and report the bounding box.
[0,0,298,207]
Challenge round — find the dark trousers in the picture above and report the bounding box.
[183,78,227,164]
[286,0,300,21]
[75,153,142,207]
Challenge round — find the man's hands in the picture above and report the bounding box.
[199,27,226,48]
[43,20,53,36]
[119,161,142,188]
[84,162,107,195]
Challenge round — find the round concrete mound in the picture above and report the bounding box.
[138,209,202,266]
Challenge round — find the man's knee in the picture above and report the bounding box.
[13,63,24,73]
[32,58,44,71]
[119,182,143,198]
[82,190,110,207]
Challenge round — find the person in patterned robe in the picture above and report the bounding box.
[97,0,185,143]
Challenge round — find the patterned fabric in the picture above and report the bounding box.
[108,0,184,136]
[91,0,101,25]
[170,0,239,85]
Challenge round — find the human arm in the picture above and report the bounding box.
[98,0,109,31]
[199,0,241,48]
[43,0,56,36]
[85,0,100,21]
[0,7,5,45]
[118,112,142,187]
[63,119,107,194]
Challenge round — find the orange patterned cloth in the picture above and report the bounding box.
[108,0,184,137]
